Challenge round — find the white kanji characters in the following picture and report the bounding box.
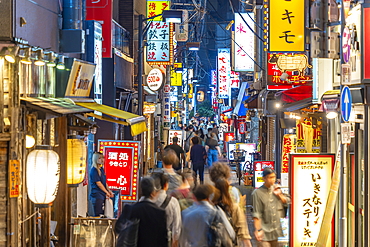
[108,152,118,160]
[117,175,127,186]
[119,152,129,161]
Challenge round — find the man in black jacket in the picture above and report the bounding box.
[115,177,168,247]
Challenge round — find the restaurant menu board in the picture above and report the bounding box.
[290,154,334,247]
[99,140,140,202]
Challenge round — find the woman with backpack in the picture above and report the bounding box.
[213,178,252,247]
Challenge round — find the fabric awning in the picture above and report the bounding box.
[21,97,93,116]
[75,102,147,136]
[280,85,313,103]
[243,94,258,109]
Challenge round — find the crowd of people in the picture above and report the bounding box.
[113,149,289,247]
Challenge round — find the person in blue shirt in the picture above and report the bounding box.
[89,152,114,216]
[190,137,207,185]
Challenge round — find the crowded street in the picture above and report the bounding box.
[0,0,367,246]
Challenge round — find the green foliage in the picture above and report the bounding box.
[196,100,215,118]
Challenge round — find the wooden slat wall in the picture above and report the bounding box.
[0,141,8,247]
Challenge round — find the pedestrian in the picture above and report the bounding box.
[177,122,183,130]
[190,137,207,185]
[115,177,168,247]
[161,148,183,194]
[164,137,185,170]
[209,162,246,211]
[213,178,252,247]
[170,169,195,211]
[89,152,114,217]
[252,168,290,247]
[152,171,182,247]
[184,125,195,153]
[205,132,221,167]
[212,123,220,141]
[180,184,233,247]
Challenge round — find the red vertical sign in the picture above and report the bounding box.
[99,140,140,202]
[86,0,112,58]
[364,8,370,79]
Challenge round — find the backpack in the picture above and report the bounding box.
[172,190,194,211]
[207,207,234,247]
[184,132,194,151]
[115,205,140,247]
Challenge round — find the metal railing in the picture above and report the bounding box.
[112,20,130,56]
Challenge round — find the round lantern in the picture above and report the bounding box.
[26,149,60,205]
[67,139,87,185]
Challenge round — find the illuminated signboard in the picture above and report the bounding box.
[163,84,171,128]
[86,0,112,58]
[170,86,178,102]
[146,1,173,65]
[168,130,183,146]
[171,63,182,86]
[234,13,255,71]
[282,134,295,173]
[269,0,305,52]
[254,161,274,189]
[267,53,312,89]
[218,123,229,141]
[290,154,334,247]
[99,140,141,202]
[230,71,240,88]
[297,118,321,153]
[147,68,163,91]
[224,132,235,152]
[218,48,231,99]
[237,143,256,164]
[211,69,217,85]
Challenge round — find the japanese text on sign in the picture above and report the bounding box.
[282,134,295,173]
[230,71,240,88]
[147,1,169,21]
[147,22,173,65]
[211,69,217,85]
[99,140,140,202]
[291,154,334,247]
[269,0,305,52]
[218,48,231,99]
[9,160,20,198]
[234,13,255,71]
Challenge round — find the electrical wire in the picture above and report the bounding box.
[206,11,264,71]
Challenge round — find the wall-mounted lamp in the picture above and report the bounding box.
[162,10,183,23]
[34,50,45,66]
[25,135,36,149]
[56,55,65,70]
[20,48,32,65]
[326,111,338,119]
[1,46,19,64]
[46,52,56,67]
[186,42,200,51]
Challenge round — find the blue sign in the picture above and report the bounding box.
[341,86,352,122]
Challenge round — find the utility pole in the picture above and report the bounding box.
[339,0,347,246]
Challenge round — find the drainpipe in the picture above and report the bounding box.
[63,0,82,30]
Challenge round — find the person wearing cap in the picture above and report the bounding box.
[252,168,290,247]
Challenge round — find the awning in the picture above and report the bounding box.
[233,82,249,116]
[74,101,147,136]
[243,94,258,109]
[21,97,93,116]
[280,85,313,103]
[283,97,314,112]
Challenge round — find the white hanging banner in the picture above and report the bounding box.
[234,13,255,72]
[218,48,231,99]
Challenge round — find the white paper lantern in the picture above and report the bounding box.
[27,150,60,204]
[67,139,87,185]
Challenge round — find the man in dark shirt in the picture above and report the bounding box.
[115,177,168,247]
[190,137,207,185]
[165,137,185,170]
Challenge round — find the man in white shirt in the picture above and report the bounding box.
[152,171,182,247]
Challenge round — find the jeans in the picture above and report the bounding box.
[207,149,218,167]
[91,198,105,217]
[193,163,205,185]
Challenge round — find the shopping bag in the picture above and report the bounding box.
[104,198,114,218]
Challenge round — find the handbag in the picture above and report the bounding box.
[207,206,234,247]
[115,205,140,247]
[104,198,114,218]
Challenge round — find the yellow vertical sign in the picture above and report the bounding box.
[171,63,182,86]
[269,0,305,52]
[9,160,20,198]
[147,1,170,20]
